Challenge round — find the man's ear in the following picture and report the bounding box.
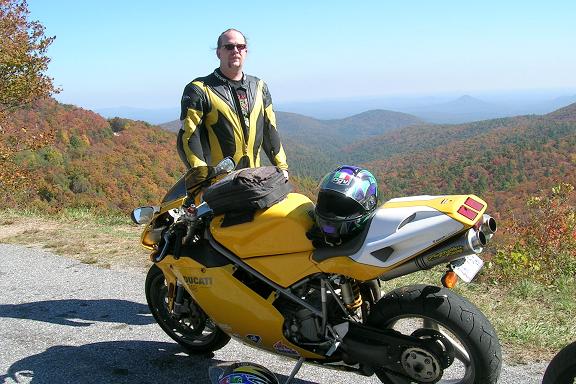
[216,48,221,60]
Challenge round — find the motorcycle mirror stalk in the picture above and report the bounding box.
[131,205,159,225]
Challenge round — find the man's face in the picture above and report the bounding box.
[217,30,247,71]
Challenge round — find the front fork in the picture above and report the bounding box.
[165,280,176,312]
[172,281,189,316]
[156,263,186,316]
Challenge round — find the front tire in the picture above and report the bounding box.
[367,284,502,384]
[145,264,230,353]
[542,340,576,384]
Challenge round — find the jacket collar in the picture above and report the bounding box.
[214,68,245,84]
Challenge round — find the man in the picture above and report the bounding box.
[177,29,289,177]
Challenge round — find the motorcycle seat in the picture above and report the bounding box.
[311,217,373,262]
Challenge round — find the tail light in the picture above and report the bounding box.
[458,205,477,221]
[458,197,485,221]
[465,197,484,211]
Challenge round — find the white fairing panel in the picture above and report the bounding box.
[350,204,464,268]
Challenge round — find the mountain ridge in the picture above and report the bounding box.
[159,109,424,136]
[2,99,575,217]
[94,93,576,126]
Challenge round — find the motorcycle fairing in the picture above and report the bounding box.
[243,251,321,288]
[157,256,324,359]
[210,193,315,258]
[349,195,487,268]
[140,197,186,249]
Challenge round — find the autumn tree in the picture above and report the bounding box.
[0,0,59,198]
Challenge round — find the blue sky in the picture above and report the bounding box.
[28,1,576,110]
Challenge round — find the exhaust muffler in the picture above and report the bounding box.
[481,214,497,242]
[379,228,486,281]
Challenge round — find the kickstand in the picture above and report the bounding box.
[283,357,305,384]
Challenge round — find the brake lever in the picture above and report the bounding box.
[154,229,173,262]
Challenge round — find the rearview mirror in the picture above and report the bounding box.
[131,206,159,224]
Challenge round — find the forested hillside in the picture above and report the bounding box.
[3,99,185,212]
[3,98,575,221]
[340,111,576,212]
[279,109,424,176]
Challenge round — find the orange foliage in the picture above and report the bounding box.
[2,99,185,213]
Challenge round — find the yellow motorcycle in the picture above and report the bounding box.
[132,158,501,384]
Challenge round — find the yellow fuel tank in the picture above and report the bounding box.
[210,193,315,258]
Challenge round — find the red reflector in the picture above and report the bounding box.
[458,206,477,220]
[465,197,484,211]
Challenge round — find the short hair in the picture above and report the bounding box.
[217,29,247,48]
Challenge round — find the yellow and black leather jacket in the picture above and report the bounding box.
[177,68,288,170]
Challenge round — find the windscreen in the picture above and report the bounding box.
[161,165,214,203]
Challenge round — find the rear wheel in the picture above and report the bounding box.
[145,264,230,353]
[367,284,501,383]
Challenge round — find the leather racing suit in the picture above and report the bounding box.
[177,68,288,171]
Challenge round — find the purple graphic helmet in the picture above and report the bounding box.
[209,362,279,384]
[315,165,378,245]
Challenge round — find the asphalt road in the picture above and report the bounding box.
[0,243,547,384]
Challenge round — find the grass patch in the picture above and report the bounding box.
[80,256,99,264]
[0,208,148,271]
[0,207,131,226]
[469,278,575,362]
[58,207,132,226]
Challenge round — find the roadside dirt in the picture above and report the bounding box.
[0,213,151,272]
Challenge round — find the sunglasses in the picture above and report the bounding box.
[220,43,247,51]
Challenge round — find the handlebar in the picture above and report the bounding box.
[153,202,214,263]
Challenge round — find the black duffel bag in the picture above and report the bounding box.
[202,166,291,216]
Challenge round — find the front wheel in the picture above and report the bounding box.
[367,284,502,384]
[542,340,576,384]
[145,264,231,353]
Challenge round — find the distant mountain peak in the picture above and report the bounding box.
[452,95,490,105]
[346,108,420,117]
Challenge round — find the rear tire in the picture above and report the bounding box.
[145,264,230,353]
[367,284,501,384]
[542,340,576,384]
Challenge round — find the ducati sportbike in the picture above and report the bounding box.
[132,158,502,383]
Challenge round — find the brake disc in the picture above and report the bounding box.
[183,299,207,336]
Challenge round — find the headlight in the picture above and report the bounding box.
[131,206,159,224]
